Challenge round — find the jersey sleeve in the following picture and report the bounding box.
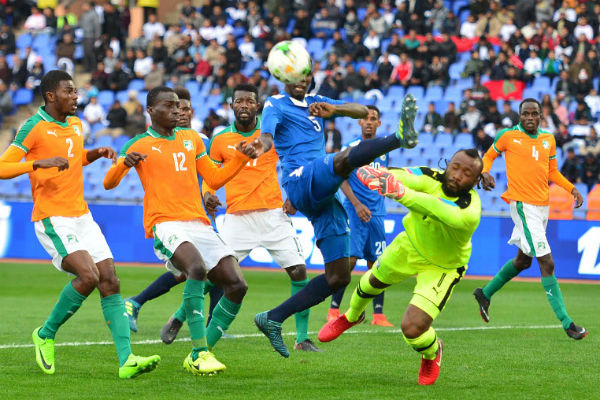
[207,133,224,164]
[399,188,481,232]
[119,135,142,158]
[103,158,130,189]
[0,145,33,179]
[390,167,436,192]
[482,130,507,173]
[261,99,283,136]
[12,118,39,153]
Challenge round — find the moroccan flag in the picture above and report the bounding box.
[483,80,526,100]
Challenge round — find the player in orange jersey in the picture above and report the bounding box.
[473,98,587,340]
[104,86,259,375]
[0,70,161,378]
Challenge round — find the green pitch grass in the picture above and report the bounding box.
[0,262,598,400]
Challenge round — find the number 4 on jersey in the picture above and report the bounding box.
[531,145,539,161]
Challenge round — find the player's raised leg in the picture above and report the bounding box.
[284,264,320,352]
[124,271,185,332]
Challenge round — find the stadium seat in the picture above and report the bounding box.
[586,184,600,220]
[95,135,113,148]
[184,80,200,97]
[74,44,84,60]
[116,90,129,104]
[443,87,462,102]
[113,135,130,151]
[454,133,473,148]
[406,86,424,100]
[425,86,443,101]
[97,90,115,110]
[355,61,374,74]
[16,33,33,50]
[455,77,473,89]
[387,86,405,99]
[13,88,33,106]
[549,184,573,219]
[418,132,434,147]
[435,133,453,148]
[573,183,588,219]
[128,80,146,92]
[522,88,540,99]
[448,64,464,80]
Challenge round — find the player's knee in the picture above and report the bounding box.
[514,257,532,271]
[326,274,351,290]
[287,265,307,281]
[99,274,120,294]
[187,262,207,281]
[79,269,100,290]
[401,318,427,339]
[224,278,247,302]
[333,148,352,177]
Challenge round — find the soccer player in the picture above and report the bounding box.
[0,70,160,378]
[253,71,419,357]
[327,105,393,327]
[473,98,587,340]
[104,86,259,375]
[319,149,483,386]
[121,87,224,337]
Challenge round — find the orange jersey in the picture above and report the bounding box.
[107,126,249,237]
[483,123,574,206]
[10,106,89,221]
[208,119,282,213]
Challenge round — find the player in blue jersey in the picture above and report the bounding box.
[254,72,418,357]
[120,88,225,340]
[327,105,393,327]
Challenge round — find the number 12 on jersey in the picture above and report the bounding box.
[172,152,187,171]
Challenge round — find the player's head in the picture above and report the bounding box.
[519,98,542,134]
[174,87,192,128]
[442,148,483,197]
[147,86,180,130]
[284,72,313,100]
[232,83,259,127]
[359,105,381,139]
[40,70,78,115]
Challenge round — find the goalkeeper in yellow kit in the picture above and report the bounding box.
[319,149,483,386]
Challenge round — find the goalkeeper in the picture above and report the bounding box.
[318,149,483,386]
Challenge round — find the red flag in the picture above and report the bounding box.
[483,80,526,100]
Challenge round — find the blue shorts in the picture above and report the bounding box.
[283,155,350,263]
[346,204,386,262]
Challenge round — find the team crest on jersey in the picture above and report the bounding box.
[542,140,550,149]
[73,125,81,136]
[380,155,386,161]
[168,234,178,246]
[66,234,78,243]
[537,242,546,250]
[183,140,194,151]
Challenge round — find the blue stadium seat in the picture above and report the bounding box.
[137,91,148,107]
[95,135,113,148]
[443,86,462,102]
[449,63,464,80]
[13,88,33,106]
[532,76,551,90]
[435,133,453,148]
[522,88,540,99]
[418,132,434,147]
[97,90,115,110]
[454,133,473,148]
[434,100,450,114]
[455,77,473,89]
[425,86,443,101]
[116,90,129,104]
[128,80,146,92]
[16,33,33,50]
[355,61,374,74]
[387,85,405,99]
[406,86,424,100]
[74,45,84,60]
[113,135,130,151]
[184,80,200,97]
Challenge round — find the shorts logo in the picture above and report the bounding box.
[66,234,78,243]
[537,242,546,250]
[168,235,179,246]
[289,166,304,178]
[183,140,194,151]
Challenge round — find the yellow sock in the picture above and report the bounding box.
[403,327,439,360]
[346,270,384,322]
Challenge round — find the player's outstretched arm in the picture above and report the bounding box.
[196,145,250,190]
[256,133,273,156]
[0,146,68,178]
[83,147,117,166]
[309,102,368,119]
[481,146,499,191]
[548,158,583,208]
[340,180,371,222]
[103,152,145,189]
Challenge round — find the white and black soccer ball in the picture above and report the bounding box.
[267,40,312,85]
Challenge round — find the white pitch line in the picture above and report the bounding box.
[0,324,560,350]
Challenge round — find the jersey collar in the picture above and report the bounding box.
[516,123,539,138]
[230,117,261,137]
[284,92,308,108]
[147,126,176,140]
[37,106,70,128]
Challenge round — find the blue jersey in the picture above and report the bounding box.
[261,92,345,186]
[343,137,389,216]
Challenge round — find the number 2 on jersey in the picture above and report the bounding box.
[65,138,74,158]
[172,152,187,171]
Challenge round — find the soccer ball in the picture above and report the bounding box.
[267,40,312,84]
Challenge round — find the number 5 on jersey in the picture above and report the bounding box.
[172,152,187,171]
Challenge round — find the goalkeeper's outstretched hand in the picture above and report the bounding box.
[356,166,405,200]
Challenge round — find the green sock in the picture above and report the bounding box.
[403,327,439,360]
[183,279,208,360]
[292,278,310,343]
[206,295,241,348]
[39,281,86,340]
[482,259,520,300]
[541,274,573,330]
[173,301,187,323]
[203,280,215,295]
[101,294,132,366]
[346,270,383,322]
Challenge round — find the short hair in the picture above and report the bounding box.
[232,83,258,101]
[456,148,484,172]
[173,87,191,101]
[366,104,381,119]
[147,86,175,107]
[40,70,73,103]
[519,98,542,113]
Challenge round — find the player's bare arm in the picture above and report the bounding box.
[86,147,117,164]
[256,133,273,156]
[341,180,371,222]
[203,191,222,219]
[124,152,147,168]
[236,139,260,159]
[33,157,70,171]
[308,102,368,119]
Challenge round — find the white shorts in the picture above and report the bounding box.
[153,220,235,276]
[219,208,305,268]
[34,212,113,271]
[508,201,551,258]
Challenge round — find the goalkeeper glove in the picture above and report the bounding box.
[376,172,405,200]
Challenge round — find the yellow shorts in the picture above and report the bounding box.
[372,232,467,319]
